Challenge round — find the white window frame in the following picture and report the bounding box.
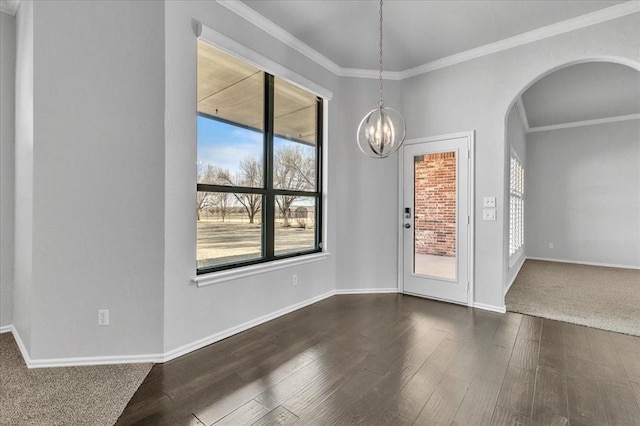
[193,23,332,286]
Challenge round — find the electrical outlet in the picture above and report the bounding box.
[98,309,109,326]
[548,243,554,249]
[292,274,298,287]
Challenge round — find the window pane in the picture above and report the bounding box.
[197,41,264,187]
[273,78,317,191]
[197,191,263,269]
[275,196,316,256]
[197,117,264,188]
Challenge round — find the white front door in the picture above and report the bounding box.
[402,134,472,305]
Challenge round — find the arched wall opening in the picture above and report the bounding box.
[501,57,640,305]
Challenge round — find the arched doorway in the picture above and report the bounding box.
[503,60,640,335]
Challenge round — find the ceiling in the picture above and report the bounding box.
[240,0,626,72]
[521,62,640,129]
[198,41,318,145]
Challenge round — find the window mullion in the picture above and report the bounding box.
[264,74,275,259]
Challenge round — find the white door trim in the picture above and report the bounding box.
[397,131,475,307]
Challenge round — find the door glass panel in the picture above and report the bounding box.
[413,152,457,280]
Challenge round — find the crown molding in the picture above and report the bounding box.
[0,0,19,16]
[217,0,343,76]
[398,1,640,79]
[527,113,640,133]
[219,0,640,81]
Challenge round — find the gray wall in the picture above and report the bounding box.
[163,0,342,354]
[504,104,527,291]
[13,0,33,351]
[0,12,15,328]
[15,0,166,359]
[5,0,640,361]
[526,120,640,267]
[400,14,639,308]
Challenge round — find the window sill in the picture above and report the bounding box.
[193,252,331,287]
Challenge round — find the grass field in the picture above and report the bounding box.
[197,219,315,268]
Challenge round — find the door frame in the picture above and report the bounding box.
[397,131,476,307]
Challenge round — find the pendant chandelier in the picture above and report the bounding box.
[357,0,406,159]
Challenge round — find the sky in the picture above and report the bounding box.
[197,115,312,176]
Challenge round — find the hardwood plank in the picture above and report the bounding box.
[566,375,607,426]
[496,366,536,417]
[531,366,569,425]
[562,323,592,362]
[565,355,598,380]
[617,349,640,381]
[388,338,460,422]
[254,348,368,411]
[413,374,470,426]
[609,333,640,354]
[600,382,640,426]
[490,406,530,426]
[452,345,512,426]
[587,328,629,384]
[517,315,542,342]
[331,328,448,425]
[214,399,270,425]
[251,406,299,426]
[236,351,314,384]
[292,368,382,424]
[539,320,565,370]
[510,337,539,371]
[492,313,523,348]
[631,381,640,408]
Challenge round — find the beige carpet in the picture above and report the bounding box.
[0,332,152,425]
[506,259,640,336]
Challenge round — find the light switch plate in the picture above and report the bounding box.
[483,209,496,221]
[483,197,496,207]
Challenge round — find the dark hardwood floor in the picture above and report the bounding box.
[117,294,640,425]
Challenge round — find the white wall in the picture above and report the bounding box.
[400,13,640,309]
[13,0,33,351]
[14,0,166,360]
[504,105,527,292]
[163,0,342,354]
[526,119,640,267]
[0,12,16,329]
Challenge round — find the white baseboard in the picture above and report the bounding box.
[472,302,507,314]
[334,288,399,295]
[10,326,32,367]
[11,287,512,368]
[505,257,526,295]
[0,324,13,334]
[527,256,640,270]
[7,324,163,369]
[163,290,336,362]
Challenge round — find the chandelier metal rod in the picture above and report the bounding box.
[378,0,384,107]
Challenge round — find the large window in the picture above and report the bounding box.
[196,42,323,274]
[509,154,524,259]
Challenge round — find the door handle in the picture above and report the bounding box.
[404,223,411,229]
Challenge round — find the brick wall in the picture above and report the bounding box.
[414,152,456,256]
